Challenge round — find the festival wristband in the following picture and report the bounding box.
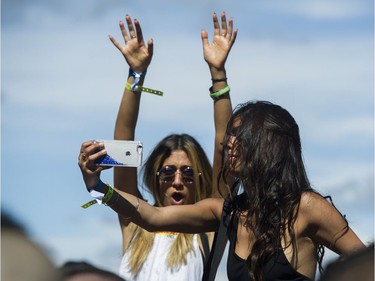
[126,82,163,96]
[128,69,146,91]
[81,183,114,208]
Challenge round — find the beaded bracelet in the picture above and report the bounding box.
[209,85,231,99]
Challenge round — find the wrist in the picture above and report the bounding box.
[211,77,227,83]
[209,67,226,79]
[84,176,101,191]
[128,69,147,91]
[86,179,105,192]
[125,69,163,96]
[209,85,230,100]
[81,183,113,209]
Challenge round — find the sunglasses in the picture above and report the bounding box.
[157,165,199,184]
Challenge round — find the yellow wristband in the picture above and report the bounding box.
[126,82,163,96]
[81,183,114,209]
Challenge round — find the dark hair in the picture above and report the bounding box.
[59,261,125,281]
[222,101,321,280]
[142,133,213,206]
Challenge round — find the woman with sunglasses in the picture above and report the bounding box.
[79,99,365,280]
[94,12,236,280]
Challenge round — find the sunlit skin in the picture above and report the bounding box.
[159,150,196,206]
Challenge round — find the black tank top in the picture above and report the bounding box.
[226,199,312,281]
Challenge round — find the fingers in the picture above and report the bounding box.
[231,28,239,45]
[115,15,141,45]
[220,12,227,37]
[147,38,154,58]
[125,15,137,41]
[134,18,143,43]
[227,17,238,45]
[201,29,209,48]
[110,15,148,49]
[227,15,233,37]
[212,12,220,37]
[108,34,122,51]
[78,141,93,161]
[78,141,109,190]
[212,12,228,37]
[120,19,129,43]
[78,141,105,164]
[212,12,236,41]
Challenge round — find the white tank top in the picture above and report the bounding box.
[119,232,203,281]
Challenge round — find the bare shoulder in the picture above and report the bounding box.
[300,191,327,206]
[299,191,334,220]
[297,191,343,236]
[298,191,365,254]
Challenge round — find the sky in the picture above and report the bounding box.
[1,0,374,280]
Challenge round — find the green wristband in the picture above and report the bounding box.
[81,183,114,209]
[102,184,114,205]
[210,85,230,99]
[126,82,163,96]
[81,199,97,209]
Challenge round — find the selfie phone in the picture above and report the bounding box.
[95,140,143,167]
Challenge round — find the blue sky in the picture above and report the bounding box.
[2,0,374,279]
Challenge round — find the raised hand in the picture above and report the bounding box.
[201,12,238,71]
[109,15,153,73]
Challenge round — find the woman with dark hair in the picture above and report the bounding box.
[79,100,365,280]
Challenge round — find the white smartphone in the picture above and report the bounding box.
[95,140,143,167]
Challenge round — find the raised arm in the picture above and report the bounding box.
[78,141,223,233]
[109,15,153,198]
[202,12,238,197]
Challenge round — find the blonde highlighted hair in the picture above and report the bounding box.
[127,226,195,274]
[127,134,212,273]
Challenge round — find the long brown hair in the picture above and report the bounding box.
[221,101,331,280]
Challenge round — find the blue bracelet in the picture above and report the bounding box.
[128,69,147,91]
[86,180,105,192]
